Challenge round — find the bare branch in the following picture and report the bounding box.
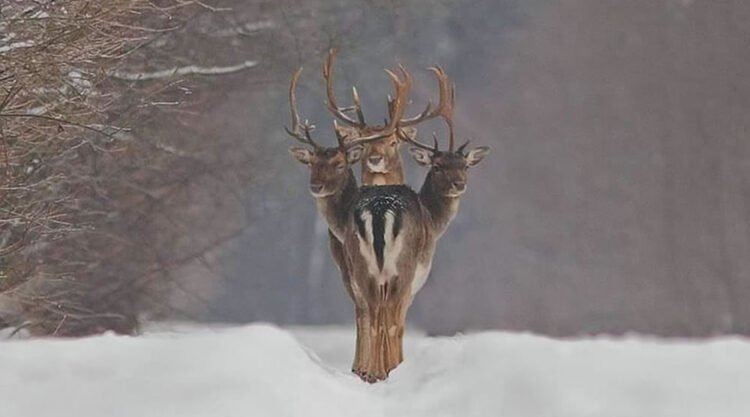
[110,60,258,81]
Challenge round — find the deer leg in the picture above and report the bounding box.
[352,305,372,377]
[394,294,413,364]
[330,232,370,376]
[361,280,409,379]
[383,299,400,372]
[382,283,412,375]
[376,283,390,380]
[381,288,398,375]
[359,282,389,383]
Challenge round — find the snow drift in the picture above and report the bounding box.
[1,324,749,417]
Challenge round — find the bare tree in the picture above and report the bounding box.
[1,0,261,335]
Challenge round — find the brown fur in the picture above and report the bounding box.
[336,126,418,186]
[287,52,465,382]
[344,147,489,382]
[333,125,417,380]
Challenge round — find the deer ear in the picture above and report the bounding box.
[466,146,490,167]
[346,144,364,163]
[408,147,433,167]
[398,126,418,141]
[289,147,313,165]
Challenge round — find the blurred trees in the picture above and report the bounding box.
[212,0,750,337]
[424,0,750,336]
[3,0,749,338]
[0,0,261,335]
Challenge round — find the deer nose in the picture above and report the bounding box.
[368,155,383,165]
[452,181,466,192]
[309,183,324,194]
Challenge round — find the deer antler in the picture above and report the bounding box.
[397,65,457,151]
[338,64,412,147]
[323,49,365,128]
[428,66,456,151]
[398,65,454,132]
[398,127,440,153]
[456,140,470,155]
[320,50,457,149]
[284,67,322,149]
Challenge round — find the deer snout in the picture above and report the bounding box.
[452,181,466,192]
[309,183,325,194]
[368,155,383,165]
[365,154,388,173]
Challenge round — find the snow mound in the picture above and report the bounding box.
[1,324,749,417]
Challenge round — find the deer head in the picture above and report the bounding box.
[323,50,453,185]
[285,64,410,197]
[400,67,490,198]
[408,140,490,197]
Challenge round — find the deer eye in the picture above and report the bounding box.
[390,141,398,148]
[335,162,346,171]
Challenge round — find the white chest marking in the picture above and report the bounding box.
[356,209,405,286]
[381,211,404,283]
[357,210,380,279]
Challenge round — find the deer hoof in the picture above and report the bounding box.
[354,369,387,383]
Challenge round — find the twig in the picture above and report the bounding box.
[110,60,258,81]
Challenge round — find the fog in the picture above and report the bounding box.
[145,0,750,337]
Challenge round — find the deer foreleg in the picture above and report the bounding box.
[352,305,372,377]
[382,289,412,374]
[359,283,388,382]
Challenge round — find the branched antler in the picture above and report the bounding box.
[323,49,364,127]
[343,66,410,147]
[284,67,321,149]
[398,65,457,152]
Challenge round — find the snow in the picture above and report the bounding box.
[0,40,35,53]
[110,61,258,81]
[1,323,749,417]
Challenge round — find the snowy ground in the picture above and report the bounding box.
[1,324,749,417]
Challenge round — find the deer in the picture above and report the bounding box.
[284,63,412,378]
[323,49,451,186]
[288,53,456,379]
[341,72,490,382]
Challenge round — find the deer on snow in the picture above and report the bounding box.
[341,76,490,381]
[287,52,455,378]
[285,62,412,378]
[286,58,488,382]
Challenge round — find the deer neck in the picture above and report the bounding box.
[315,169,358,241]
[360,157,405,186]
[419,170,460,236]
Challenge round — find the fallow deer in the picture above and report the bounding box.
[320,53,458,378]
[342,75,490,382]
[284,65,411,376]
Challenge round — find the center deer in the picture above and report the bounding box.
[286,57,488,382]
[288,53,452,378]
[342,75,490,382]
[285,63,412,378]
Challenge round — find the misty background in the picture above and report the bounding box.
[159,0,747,337]
[5,0,747,337]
